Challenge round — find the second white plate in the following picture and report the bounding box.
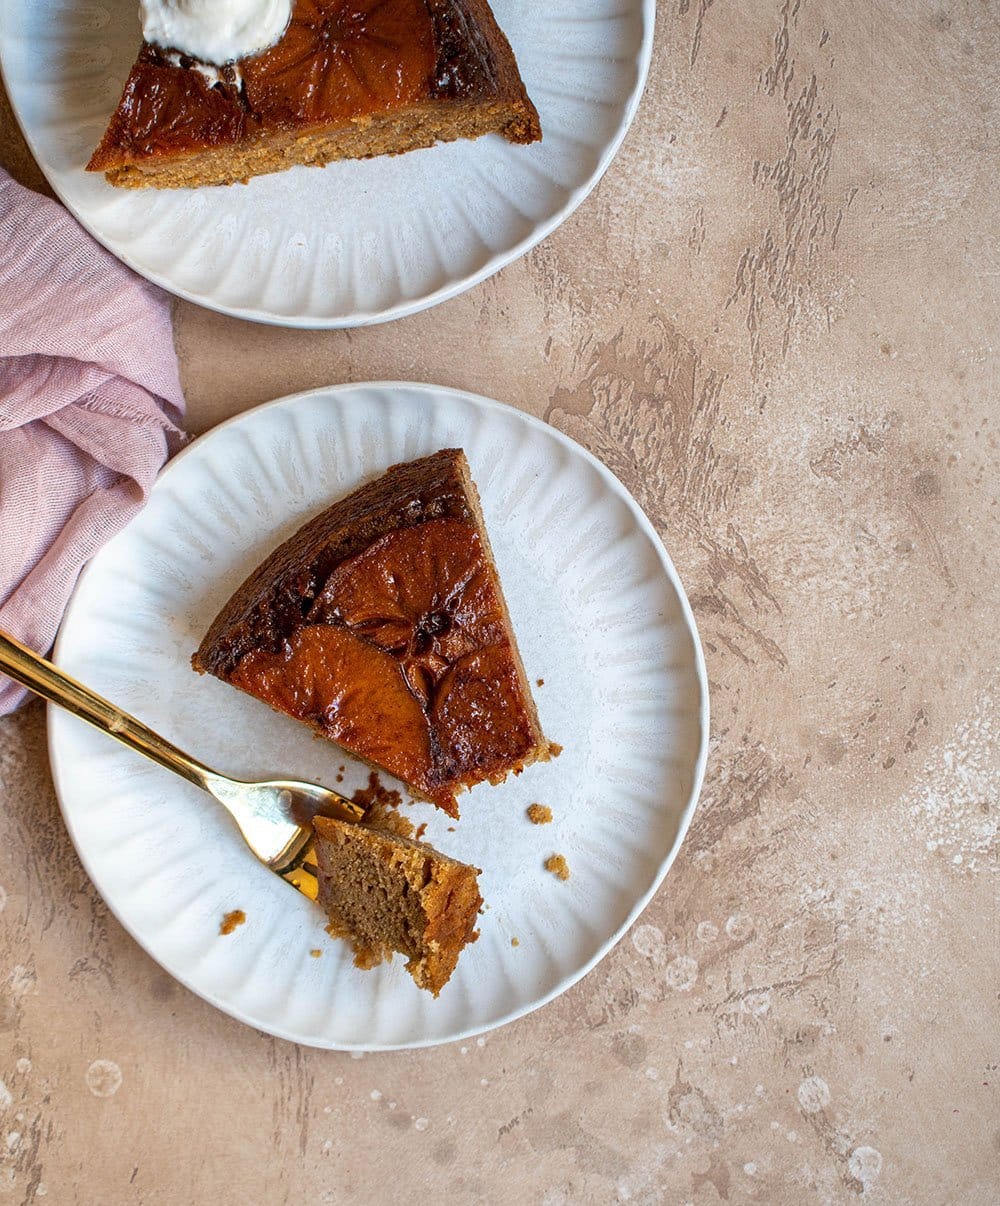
[49,383,707,1049]
[0,1,653,326]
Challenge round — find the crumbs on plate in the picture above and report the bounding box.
[527,803,552,825]
[544,854,570,881]
[220,909,246,935]
[353,772,413,838]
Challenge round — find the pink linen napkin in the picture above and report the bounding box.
[0,169,186,713]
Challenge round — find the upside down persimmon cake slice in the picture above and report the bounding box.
[193,449,554,816]
[88,0,541,189]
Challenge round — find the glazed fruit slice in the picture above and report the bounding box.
[88,49,248,164]
[309,518,506,701]
[230,624,435,797]
[242,0,436,127]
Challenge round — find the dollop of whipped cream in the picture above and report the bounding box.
[140,0,291,65]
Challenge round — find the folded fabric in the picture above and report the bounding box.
[0,169,186,713]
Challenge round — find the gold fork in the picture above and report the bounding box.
[0,628,363,901]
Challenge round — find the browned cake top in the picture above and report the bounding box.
[196,450,544,815]
[89,0,538,171]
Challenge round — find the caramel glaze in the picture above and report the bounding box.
[231,518,535,814]
[89,0,534,170]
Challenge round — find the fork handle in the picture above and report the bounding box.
[0,627,217,792]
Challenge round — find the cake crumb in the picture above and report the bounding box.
[415,822,428,840]
[536,678,544,687]
[511,937,520,947]
[336,774,344,783]
[527,803,553,825]
[220,909,246,935]
[544,854,570,881]
[310,949,322,958]
[353,946,384,971]
[352,771,402,813]
[549,742,563,757]
[352,772,413,839]
[325,920,387,971]
[448,826,456,832]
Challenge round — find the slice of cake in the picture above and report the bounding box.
[193,448,553,816]
[88,0,541,189]
[312,813,481,995]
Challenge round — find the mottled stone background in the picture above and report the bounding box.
[1,2,997,1202]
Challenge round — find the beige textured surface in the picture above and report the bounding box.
[2,2,998,1202]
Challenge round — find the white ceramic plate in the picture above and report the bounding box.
[0,1,653,327]
[48,383,708,1049]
